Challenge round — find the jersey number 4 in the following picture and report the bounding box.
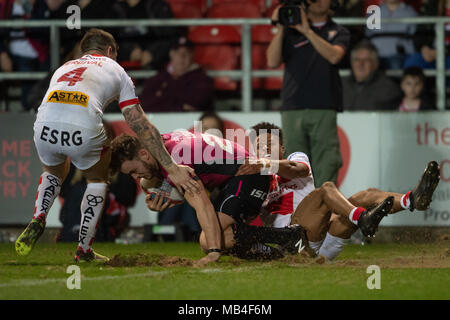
[57,67,87,86]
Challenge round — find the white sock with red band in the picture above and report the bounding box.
[400,191,412,210]
[33,172,61,221]
[348,207,365,225]
[78,182,107,252]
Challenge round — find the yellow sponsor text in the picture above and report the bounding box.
[47,90,89,107]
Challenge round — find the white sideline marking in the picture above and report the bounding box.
[0,271,168,288]
[0,265,271,288]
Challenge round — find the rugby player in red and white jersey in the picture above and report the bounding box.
[235,122,440,262]
[15,29,200,262]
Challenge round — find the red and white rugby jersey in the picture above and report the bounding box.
[36,54,138,129]
[262,152,315,227]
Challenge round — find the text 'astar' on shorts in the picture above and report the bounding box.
[46,90,89,108]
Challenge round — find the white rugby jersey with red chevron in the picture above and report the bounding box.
[262,152,315,228]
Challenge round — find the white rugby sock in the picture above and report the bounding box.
[309,240,324,255]
[33,172,62,221]
[78,182,107,252]
[318,233,347,261]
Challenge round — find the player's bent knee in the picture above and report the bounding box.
[321,181,336,190]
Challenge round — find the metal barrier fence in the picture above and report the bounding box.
[0,17,448,111]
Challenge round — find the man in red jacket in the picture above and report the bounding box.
[140,37,214,112]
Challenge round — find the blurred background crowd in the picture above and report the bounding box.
[0,0,449,113]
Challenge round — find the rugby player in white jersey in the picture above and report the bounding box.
[15,29,200,262]
[234,122,440,261]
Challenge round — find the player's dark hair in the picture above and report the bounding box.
[402,66,426,84]
[110,134,142,174]
[199,112,225,134]
[251,122,283,145]
[80,28,118,56]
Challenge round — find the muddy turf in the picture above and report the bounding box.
[0,242,449,300]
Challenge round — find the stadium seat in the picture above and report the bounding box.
[194,45,240,90]
[206,2,261,18]
[189,25,241,43]
[264,2,278,18]
[252,25,278,43]
[252,44,267,89]
[169,2,203,18]
[211,0,267,13]
[166,0,207,14]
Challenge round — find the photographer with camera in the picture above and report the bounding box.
[267,0,350,188]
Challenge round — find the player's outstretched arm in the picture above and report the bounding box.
[235,158,309,179]
[121,104,200,194]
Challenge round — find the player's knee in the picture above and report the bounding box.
[321,181,336,190]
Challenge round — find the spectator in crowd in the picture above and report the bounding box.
[399,66,435,112]
[0,0,50,111]
[343,41,402,110]
[140,37,214,112]
[196,112,225,136]
[0,42,13,111]
[112,0,179,70]
[48,0,119,63]
[267,1,349,188]
[404,0,450,70]
[365,0,417,69]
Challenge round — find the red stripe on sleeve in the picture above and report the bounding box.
[119,98,140,110]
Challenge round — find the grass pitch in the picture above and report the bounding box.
[0,242,449,300]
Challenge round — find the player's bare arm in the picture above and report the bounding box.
[183,181,222,266]
[235,159,309,179]
[121,103,200,194]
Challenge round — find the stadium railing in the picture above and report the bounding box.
[0,17,448,111]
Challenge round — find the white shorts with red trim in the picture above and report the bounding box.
[33,121,108,170]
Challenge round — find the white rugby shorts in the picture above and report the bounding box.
[33,121,108,170]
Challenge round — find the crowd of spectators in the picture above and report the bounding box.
[0,0,449,113]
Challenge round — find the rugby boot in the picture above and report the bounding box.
[358,196,394,237]
[74,246,110,263]
[15,215,46,256]
[409,161,440,212]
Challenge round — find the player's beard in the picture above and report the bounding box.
[142,159,163,180]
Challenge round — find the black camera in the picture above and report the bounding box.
[277,0,340,26]
[277,0,315,26]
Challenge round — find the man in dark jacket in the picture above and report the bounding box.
[140,37,214,112]
[342,41,402,111]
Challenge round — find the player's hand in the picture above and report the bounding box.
[145,191,173,212]
[271,4,282,22]
[167,164,201,196]
[235,158,269,176]
[290,6,311,36]
[193,252,221,267]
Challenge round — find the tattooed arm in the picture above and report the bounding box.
[121,104,200,194]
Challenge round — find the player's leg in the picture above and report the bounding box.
[290,187,334,256]
[315,213,356,262]
[74,147,111,262]
[348,161,440,214]
[15,160,71,256]
[319,181,394,237]
[212,174,308,258]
